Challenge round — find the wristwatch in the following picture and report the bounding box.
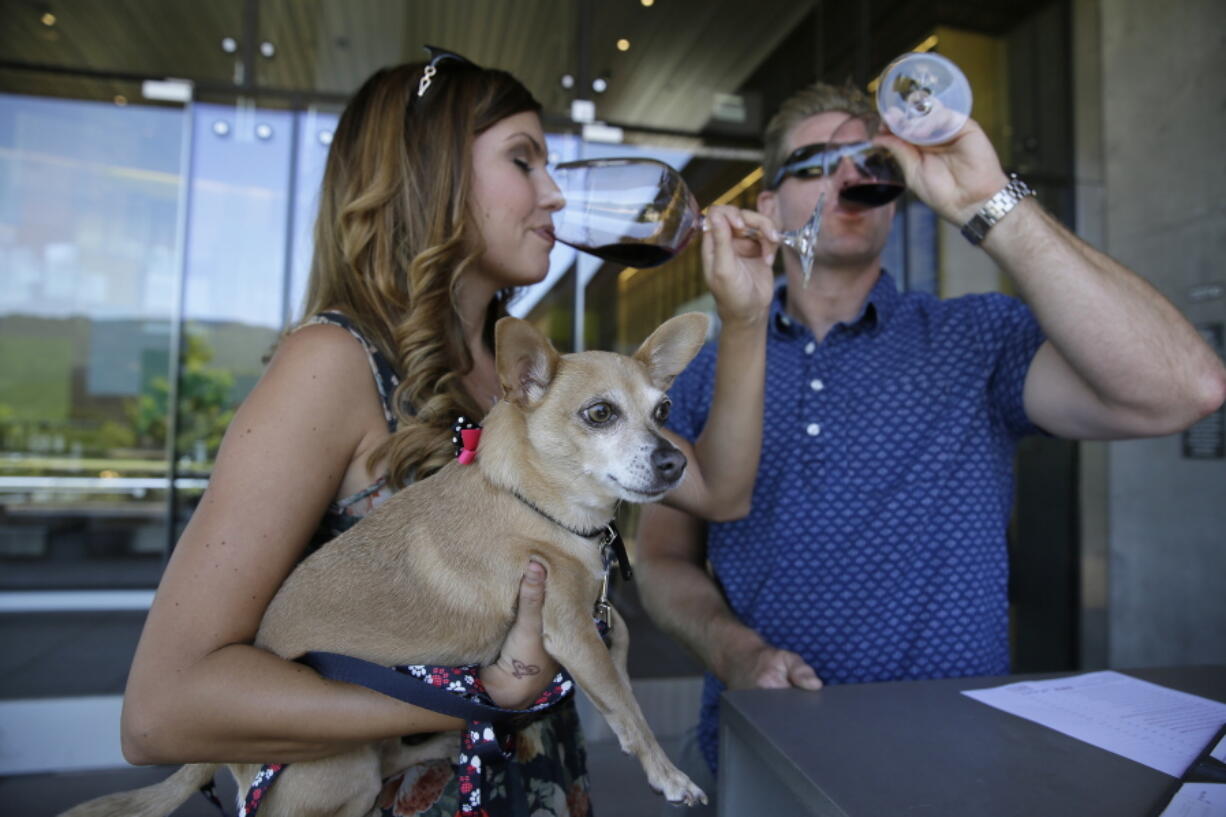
[960,174,1034,245]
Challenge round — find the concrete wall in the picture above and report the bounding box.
[1079,0,1226,667]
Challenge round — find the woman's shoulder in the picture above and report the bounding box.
[251,320,389,426]
[291,311,400,429]
[271,319,374,382]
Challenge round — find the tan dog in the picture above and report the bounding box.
[61,312,710,817]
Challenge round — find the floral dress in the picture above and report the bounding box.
[304,312,593,817]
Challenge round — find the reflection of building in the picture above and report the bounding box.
[0,1,1223,811]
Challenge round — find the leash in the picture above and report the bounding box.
[224,657,577,817]
[200,764,288,817]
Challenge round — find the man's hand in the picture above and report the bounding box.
[718,636,823,692]
[481,561,559,709]
[876,117,1009,226]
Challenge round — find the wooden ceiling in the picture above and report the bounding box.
[0,0,1048,137]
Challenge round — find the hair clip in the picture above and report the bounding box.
[416,45,479,99]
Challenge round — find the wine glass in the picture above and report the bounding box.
[876,51,972,145]
[824,112,906,208]
[550,157,825,278]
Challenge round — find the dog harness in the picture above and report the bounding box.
[205,659,576,817]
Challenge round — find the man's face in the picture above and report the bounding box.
[759,111,895,273]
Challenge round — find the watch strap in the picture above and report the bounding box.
[961,174,1034,245]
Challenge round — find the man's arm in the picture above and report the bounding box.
[635,502,822,691]
[984,200,1226,439]
[881,121,1226,440]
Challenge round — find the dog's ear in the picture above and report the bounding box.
[495,317,560,406]
[633,312,710,390]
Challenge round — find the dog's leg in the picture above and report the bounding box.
[378,731,460,778]
[540,564,705,806]
[229,744,383,817]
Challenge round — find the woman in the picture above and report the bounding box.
[120,49,778,816]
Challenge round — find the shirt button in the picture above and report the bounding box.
[804,341,816,355]
[806,423,821,437]
[810,378,824,392]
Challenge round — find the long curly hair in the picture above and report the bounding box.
[299,58,542,486]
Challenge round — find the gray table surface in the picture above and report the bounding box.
[719,665,1226,817]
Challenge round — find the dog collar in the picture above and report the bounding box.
[511,490,632,582]
[452,415,632,581]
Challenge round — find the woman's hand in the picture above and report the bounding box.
[480,561,559,709]
[701,205,779,329]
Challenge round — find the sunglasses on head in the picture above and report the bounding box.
[768,140,895,190]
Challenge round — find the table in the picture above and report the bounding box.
[718,665,1226,817]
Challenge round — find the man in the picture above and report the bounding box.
[636,81,1226,802]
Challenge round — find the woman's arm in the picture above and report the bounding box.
[121,324,552,765]
[662,206,776,522]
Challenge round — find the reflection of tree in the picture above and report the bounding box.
[0,403,14,451]
[0,403,138,459]
[132,333,235,462]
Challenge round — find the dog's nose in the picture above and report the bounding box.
[651,445,687,481]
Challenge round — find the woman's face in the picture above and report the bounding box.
[469,111,563,288]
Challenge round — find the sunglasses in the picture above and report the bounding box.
[768,141,900,190]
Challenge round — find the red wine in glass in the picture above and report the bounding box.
[550,157,824,275]
[839,182,905,208]
[581,242,678,267]
[827,115,906,209]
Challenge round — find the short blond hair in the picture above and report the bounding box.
[762,80,873,189]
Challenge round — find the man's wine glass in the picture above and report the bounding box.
[824,112,906,209]
[550,157,825,278]
[876,51,972,145]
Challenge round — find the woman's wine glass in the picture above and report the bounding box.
[875,51,972,145]
[550,157,825,278]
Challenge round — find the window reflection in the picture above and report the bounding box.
[184,103,291,331]
[0,90,754,592]
[0,93,185,588]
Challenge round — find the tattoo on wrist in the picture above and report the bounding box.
[511,658,540,679]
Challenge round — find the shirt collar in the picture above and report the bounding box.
[771,270,902,338]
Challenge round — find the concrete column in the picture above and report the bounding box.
[1088,0,1226,666]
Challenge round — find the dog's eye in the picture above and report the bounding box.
[654,398,671,424]
[583,402,616,425]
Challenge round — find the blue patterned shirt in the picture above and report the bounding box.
[664,272,1046,773]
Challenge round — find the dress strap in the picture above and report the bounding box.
[305,311,401,431]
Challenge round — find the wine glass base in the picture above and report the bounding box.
[780,192,825,285]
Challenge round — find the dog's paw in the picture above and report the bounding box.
[652,767,707,807]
